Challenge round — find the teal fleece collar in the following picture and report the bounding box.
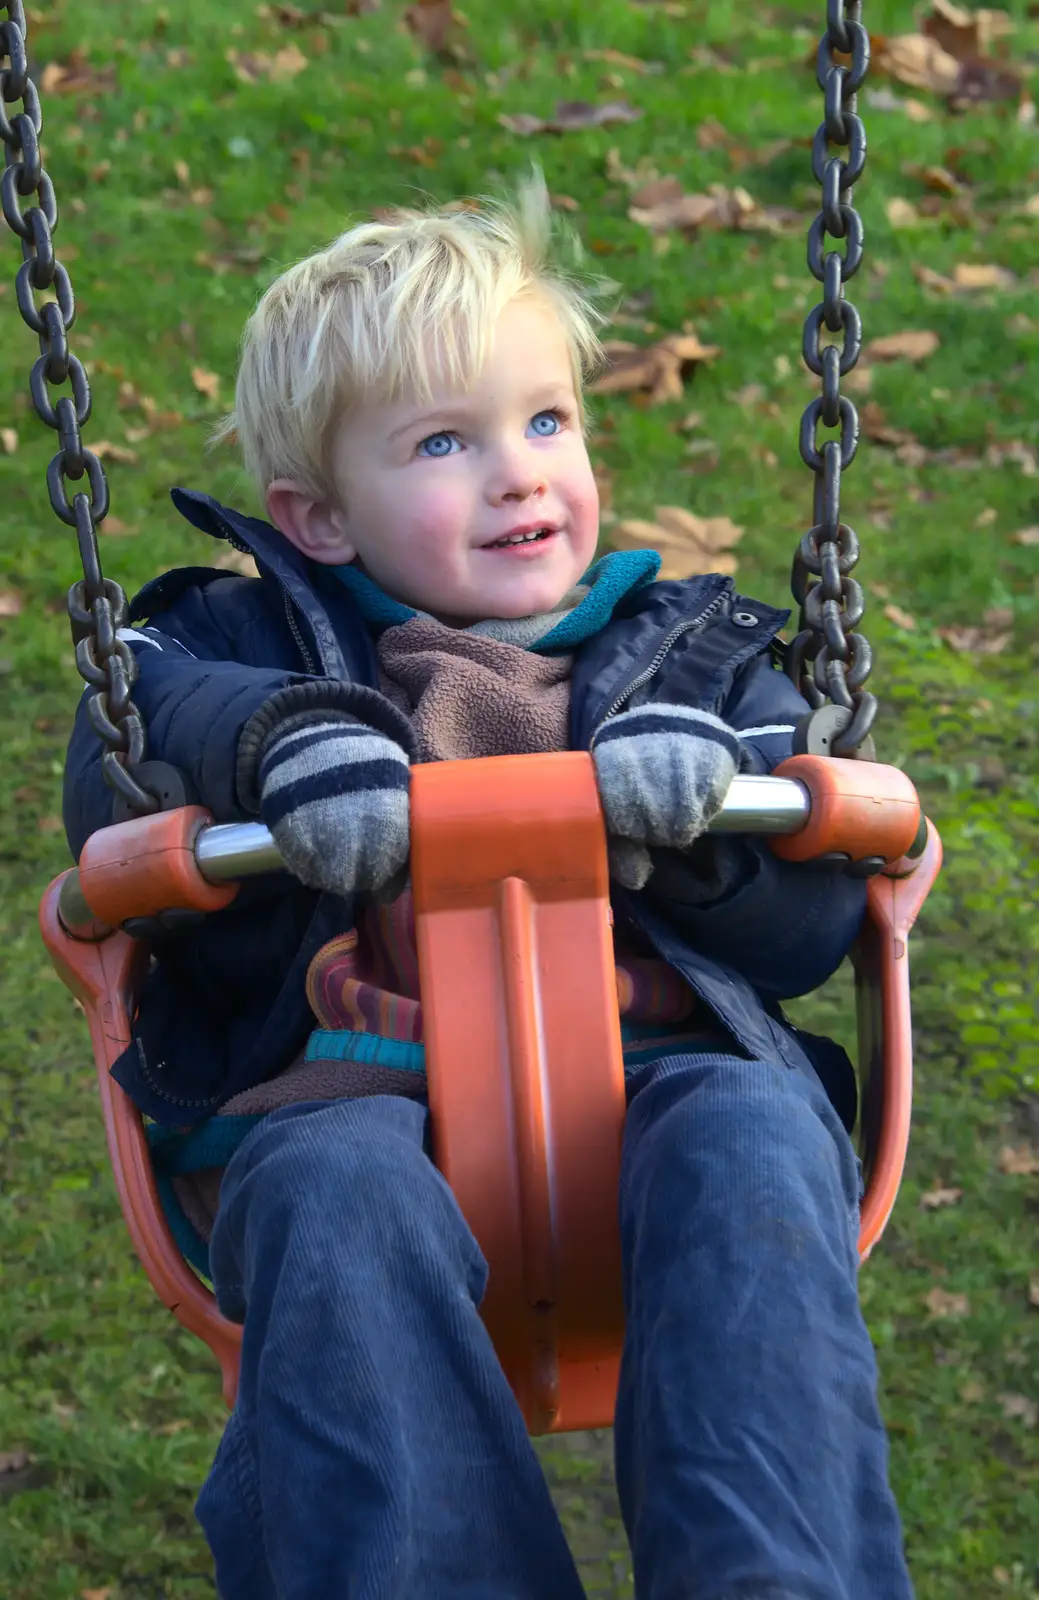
[331,547,661,654]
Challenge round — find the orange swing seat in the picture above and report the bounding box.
[40,751,941,1435]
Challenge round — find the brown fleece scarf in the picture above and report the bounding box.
[375,617,574,761]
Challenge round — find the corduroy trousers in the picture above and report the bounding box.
[196,1052,914,1600]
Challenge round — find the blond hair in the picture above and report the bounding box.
[213,170,609,506]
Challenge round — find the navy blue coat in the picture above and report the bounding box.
[63,489,866,1125]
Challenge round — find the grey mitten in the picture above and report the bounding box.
[258,712,412,900]
[591,703,741,890]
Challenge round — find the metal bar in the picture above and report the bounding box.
[191,775,811,885]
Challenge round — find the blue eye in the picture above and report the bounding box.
[528,410,563,437]
[417,431,459,458]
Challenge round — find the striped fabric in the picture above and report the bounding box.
[258,713,411,897]
[303,886,705,1084]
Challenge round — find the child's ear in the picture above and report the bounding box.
[266,480,356,564]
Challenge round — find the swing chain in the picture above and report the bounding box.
[789,0,877,760]
[1,1,158,816]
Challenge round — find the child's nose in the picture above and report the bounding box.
[489,444,547,505]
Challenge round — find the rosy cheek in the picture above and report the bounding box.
[402,476,471,550]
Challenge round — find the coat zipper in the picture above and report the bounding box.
[283,591,318,674]
[598,589,729,724]
[217,524,319,676]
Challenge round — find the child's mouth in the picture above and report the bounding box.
[484,528,556,552]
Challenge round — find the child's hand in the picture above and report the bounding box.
[591,704,740,890]
[258,713,412,900]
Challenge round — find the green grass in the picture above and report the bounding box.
[2,1,1038,1595]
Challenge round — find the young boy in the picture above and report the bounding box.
[64,176,913,1599]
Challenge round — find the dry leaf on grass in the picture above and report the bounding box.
[629,180,798,236]
[986,439,1038,476]
[610,506,742,581]
[885,197,920,229]
[90,440,139,465]
[40,52,117,97]
[914,262,1016,294]
[405,0,468,59]
[500,101,642,137]
[80,1588,116,1600]
[998,1144,1039,1174]
[227,45,309,83]
[925,1286,970,1319]
[873,33,962,96]
[885,604,920,632]
[215,549,260,578]
[864,329,940,363]
[582,48,663,76]
[923,0,1015,63]
[1011,526,1039,546]
[866,86,936,121]
[1030,1276,1039,1309]
[997,1392,1038,1426]
[938,606,1014,656]
[874,4,1020,107]
[99,516,138,538]
[191,367,221,401]
[0,427,17,454]
[0,589,24,617]
[919,1185,963,1209]
[588,333,720,406]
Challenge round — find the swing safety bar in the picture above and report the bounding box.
[57,754,925,935]
[40,752,941,1432]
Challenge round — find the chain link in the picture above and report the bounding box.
[788,0,877,758]
[1,2,158,815]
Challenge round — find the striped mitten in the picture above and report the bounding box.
[257,712,413,900]
[591,704,741,890]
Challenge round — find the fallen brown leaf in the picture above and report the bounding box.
[905,162,964,196]
[90,440,139,466]
[925,1286,970,1319]
[923,0,1015,64]
[80,1588,115,1600]
[885,197,920,229]
[191,366,221,401]
[227,44,309,84]
[99,516,138,538]
[215,549,260,578]
[873,32,962,95]
[997,1392,1038,1426]
[885,604,920,632]
[0,427,16,454]
[998,1143,1039,1174]
[986,439,1038,475]
[865,329,940,363]
[588,333,721,406]
[609,506,742,581]
[938,606,1014,656]
[860,400,920,450]
[629,181,798,236]
[1011,526,1039,546]
[583,48,663,75]
[695,116,733,150]
[919,1184,963,1209]
[500,101,642,137]
[1030,1275,1039,1309]
[39,51,117,97]
[953,262,1016,289]
[405,0,466,57]
[1021,194,1039,218]
[0,589,23,617]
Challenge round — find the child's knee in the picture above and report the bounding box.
[623,1052,861,1232]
